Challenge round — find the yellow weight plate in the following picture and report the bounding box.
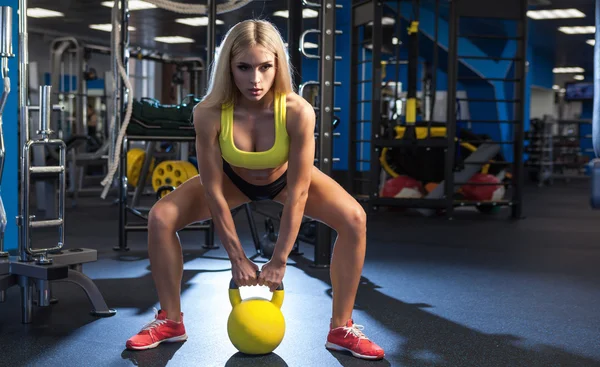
[152,160,199,192]
[126,148,155,187]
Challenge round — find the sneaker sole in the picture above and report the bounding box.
[325,341,384,360]
[127,333,188,350]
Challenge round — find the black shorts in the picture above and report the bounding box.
[222,160,287,201]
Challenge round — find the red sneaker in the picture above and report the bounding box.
[126,308,188,350]
[325,319,385,360]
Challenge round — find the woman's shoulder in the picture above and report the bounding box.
[284,92,315,119]
[192,101,222,131]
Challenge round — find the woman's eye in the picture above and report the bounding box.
[261,64,273,70]
[238,65,248,71]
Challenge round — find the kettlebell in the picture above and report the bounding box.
[227,275,285,355]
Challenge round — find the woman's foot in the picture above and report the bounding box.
[325,319,385,360]
[126,308,188,350]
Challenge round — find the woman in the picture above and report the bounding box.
[126,19,385,360]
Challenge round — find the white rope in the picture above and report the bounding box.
[143,0,253,14]
[100,1,134,198]
[100,0,254,198]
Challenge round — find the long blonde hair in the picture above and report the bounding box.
[201,19,295,108]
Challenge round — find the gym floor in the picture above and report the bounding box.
[1,181,599,367]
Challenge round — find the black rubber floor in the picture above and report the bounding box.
[1,181,599,367]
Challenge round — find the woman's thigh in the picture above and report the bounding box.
[151,173,251,231]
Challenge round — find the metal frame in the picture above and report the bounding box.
[349,0,527,219]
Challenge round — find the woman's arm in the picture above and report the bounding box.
[194,106,246,264]
[271,101,316,264]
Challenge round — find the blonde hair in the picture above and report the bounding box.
[200,19,295,108]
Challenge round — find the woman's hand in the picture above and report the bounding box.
[258,258,287,292]
[231,257,259,287]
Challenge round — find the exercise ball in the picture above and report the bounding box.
[461,173,505,201]
[227,278,285,355]
[381,175,424,199]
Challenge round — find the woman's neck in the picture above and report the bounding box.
[237,89,275,111]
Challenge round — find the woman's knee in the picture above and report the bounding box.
[148,201,179,233]
[342,204,367,238]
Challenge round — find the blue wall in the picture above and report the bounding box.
[3,0,18,252]
[330,2,557,171]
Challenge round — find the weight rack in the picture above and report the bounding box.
[348,0,527,219]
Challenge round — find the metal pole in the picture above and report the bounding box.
[313,0,337,268]
[116,0,129,251]
[203,0,217,249]
[18,0,29,261]
[445,0,458,219]
[369,2,383,213]
[512,0,527,219]
[206,0,217,69]
[288,0,303,88]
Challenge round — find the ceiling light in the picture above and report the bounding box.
[154,36,195,44]
[553,67,585,73]
[90,24,136,32]
[527,8,585,20]
[27,8,64,18]
[382,17,395,25]
[273,9,318,18]
[574,75,585,80]
[101,1,157,10]
[558,26,595,34]
[587,39,595,46]
[552,85,560,90]
[175,17,224,26]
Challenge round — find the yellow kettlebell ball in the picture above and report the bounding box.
[227,278,285,355]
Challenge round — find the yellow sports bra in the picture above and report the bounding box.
[219,93,290,170]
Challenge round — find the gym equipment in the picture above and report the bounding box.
[461,173,506,202]
[0,5,12,259]
[227,277,285,355]
[381,175,424,199]
[156,185,176,200]
[126,148,155,187]
[151,160,198,192]
[259,218,277,259]
[417,143,501,216]
[127,96,199,137]
[118,135,213,252]
[0,3,116,323]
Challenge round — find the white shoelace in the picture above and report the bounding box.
[342,324,369,340]
[140,308,167,332]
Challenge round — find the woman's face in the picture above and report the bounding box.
[231,45,276,102]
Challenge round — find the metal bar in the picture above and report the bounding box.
[30,219,63,229]
[314,0,337,268]
[18,0,29,262]
[207,0,216,67]
[445,0,458,218]
[348,5,359,195]
[369,1,383,212]
[512,0,527,219]
[117,0,130,252]
[30,166,63,174]
[131,141,154,209]
[288,0,303,88]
